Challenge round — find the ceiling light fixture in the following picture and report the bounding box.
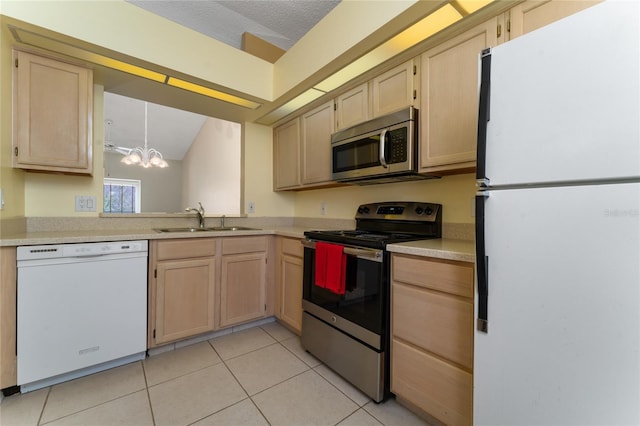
[121,102,169,168]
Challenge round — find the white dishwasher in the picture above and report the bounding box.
[17,240,148,392]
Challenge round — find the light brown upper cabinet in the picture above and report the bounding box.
[13,50,93,175]
[335,83,370,130]
[419,18,502,174]
[371,60,417,118]
[508,0,603,39]
[273,117,301,190]
[301,100,335,186]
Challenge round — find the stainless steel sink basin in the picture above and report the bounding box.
[208,226,258,231]
[154,227,217,233]
[154,226,259,233]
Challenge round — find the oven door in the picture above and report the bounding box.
[301,239,387,350]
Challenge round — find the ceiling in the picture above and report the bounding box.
[104,92,208,161]
[127,0,340,51]
[106,0,340,159]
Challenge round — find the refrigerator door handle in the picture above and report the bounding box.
[476,48,492,188]
[475,192,489,333]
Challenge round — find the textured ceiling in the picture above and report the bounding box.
[127,0,340,51]
[107,1,340,160]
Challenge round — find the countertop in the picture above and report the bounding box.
[0,227,309,246]
[1,227,474,262]
[387,238,475,262]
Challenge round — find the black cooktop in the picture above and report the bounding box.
[304,202,442,249]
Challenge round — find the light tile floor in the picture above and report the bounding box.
[0,321,429,426]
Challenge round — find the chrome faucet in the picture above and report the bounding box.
[185,202,205,228]
[220,215,226,228]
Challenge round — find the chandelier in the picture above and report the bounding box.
[121,102,168,168]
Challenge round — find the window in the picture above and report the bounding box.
[104,178,141,213]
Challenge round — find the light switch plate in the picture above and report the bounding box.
[248,201,255,213]
[75,195,97,212]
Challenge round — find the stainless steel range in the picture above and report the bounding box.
[301,201,442,402]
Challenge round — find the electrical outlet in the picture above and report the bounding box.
[0,188,4,210]
[248,201,255,213]
[75,195,97,212]
[320,202,327,215]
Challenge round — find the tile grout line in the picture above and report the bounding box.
[36,386,52,426]
[310,365,375,410]
[140,358,157,426]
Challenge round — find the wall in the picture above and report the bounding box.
[294,174,476,224]
[182,118,241,215]
[243,122,295,217]
[104,153,182,213]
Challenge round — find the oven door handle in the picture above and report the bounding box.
[302,239,383,263]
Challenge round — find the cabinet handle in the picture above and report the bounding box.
[497,24,502,38]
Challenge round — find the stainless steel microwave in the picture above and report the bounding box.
[331,107,434,184]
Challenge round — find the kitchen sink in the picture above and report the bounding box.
[208,226,258,231]
[154,226,259,233]
[154,227,217,233]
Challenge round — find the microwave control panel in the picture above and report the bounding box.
[387,128,408,163]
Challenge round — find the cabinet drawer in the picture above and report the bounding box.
[392,255,473,298]
[392,282,473,369]
[156,238,216,260]
[281,237,303,257]
[222,236,268,255]
[392,339,472,426]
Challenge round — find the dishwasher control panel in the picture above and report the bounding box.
[18,240,148,260]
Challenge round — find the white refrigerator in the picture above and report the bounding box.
[474,1,640,425]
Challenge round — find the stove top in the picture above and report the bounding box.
[304,201,442,249]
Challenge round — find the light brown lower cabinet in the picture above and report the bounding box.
[275,237,304,334]
[219,236,269,328]
[0,247,17,388]
[391,254,475,426]
[148,238,216,347]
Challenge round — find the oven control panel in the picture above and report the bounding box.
[355,202,441,222]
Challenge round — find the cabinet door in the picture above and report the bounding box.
[301,101,334,185]
[392,339,472,426]
[279,253,304,333]
[154,258,216,345]
[371,61,415,118]
[336,83,370,130]
[393,283,473,369]
[0,247,17,388]
[273,118,301,190]
[13,50,93,175]
[508,0,602,39]
[220,252,267,328]
[419,18,499,172]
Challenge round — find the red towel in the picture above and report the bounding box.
[314,242,347,295]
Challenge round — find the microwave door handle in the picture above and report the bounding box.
[379,128,388,168]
